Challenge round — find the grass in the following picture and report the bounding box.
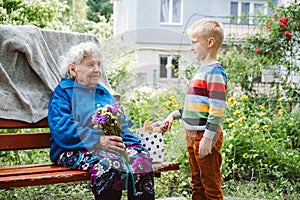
[0,182,93,200]
[223,180,300,200]
[0,180,299,200]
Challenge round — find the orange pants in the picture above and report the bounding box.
[186,130,223,200]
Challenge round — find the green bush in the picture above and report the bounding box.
[123,87,300,198]
[123,88,182,129]
[222,94,300,192]
[0,0,67,28]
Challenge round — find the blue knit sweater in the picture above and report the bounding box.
[48,78,140,162]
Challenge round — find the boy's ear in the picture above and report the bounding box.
[208,37,216,48]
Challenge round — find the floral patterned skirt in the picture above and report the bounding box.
[56,144,154,197]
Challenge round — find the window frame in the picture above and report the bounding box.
[230,1,267,25]
[159,54,179,79]
[160,0,183,25]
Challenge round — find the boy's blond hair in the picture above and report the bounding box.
[187,18,224,50]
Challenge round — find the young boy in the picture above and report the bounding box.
[163,18,227,200]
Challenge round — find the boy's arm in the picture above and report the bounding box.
[152,107,184,133]
[165,107,183,130]
[170,107,183,119]
[200,67,227,157]
[203,67,227,140]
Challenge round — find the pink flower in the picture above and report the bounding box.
[284,31,292,39]
[273,13,278,18]
[265,24,271,29]
[255,48,261,54]
[279,16,289,28]
[132,157,151,173]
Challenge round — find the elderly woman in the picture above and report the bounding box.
[48,42,155,200]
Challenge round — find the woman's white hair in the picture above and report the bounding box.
[59,42,103,80]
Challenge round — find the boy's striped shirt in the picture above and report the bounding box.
[182,62,227,139]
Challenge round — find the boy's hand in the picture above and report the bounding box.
[199,137,212,158]
[152,121,169,134]
[164,113,174,130]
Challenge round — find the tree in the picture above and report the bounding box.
[87,0,113,22]
[0,0,113,43]
[0,0,67,28]
[63,0,88,22]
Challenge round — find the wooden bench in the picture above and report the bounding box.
[0,118,179,189]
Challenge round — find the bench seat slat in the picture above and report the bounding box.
[0,164,74,177]
[0,170,90,188]
[152,162,180,172]
[0,163,179,177]
[0,162,179,189]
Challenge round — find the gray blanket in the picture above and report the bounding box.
[0,25,112,123]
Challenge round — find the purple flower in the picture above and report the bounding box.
[91,103,129,162]
[92,113,109,125]
[132,157,151,173]
[98,115,109,125]
[107,104,121,114]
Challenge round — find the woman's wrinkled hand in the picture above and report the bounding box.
[99,135,125,152]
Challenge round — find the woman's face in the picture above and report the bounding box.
[70,54,102,88]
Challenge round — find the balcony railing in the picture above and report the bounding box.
[186,15,266,41]
[222,16,265,40]
[223,23,258,40]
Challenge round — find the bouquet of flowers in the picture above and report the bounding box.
[91,103,129,162]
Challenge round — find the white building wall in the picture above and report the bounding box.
[111,0,279,90]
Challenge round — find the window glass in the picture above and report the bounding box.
[172,0,181,23]
[230,2,238,16]
[160,0,169,23]
[171,57,179,78]
[241,3,250,24]
[230,2,238,24]
[159,56,168,78]
[254,4,264,24]
[241,3,250,14]
[254,4,264,14]
[160,0,181,23]
[159,55,179,78]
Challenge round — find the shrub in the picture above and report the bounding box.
[222,94,300,193]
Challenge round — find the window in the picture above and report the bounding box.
[253,3,265,24]
[171,57,179,78]
[241,3,250,15]
[230,1,266,25]
[159,55,179,79]
[159,56,168,78]
[241,3,250,24]
[230,2,238,24]
[160,0,182,24]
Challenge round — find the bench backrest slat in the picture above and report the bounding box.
[0,118,48,129]
[0,132,51,151]
[0,118,51,151]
